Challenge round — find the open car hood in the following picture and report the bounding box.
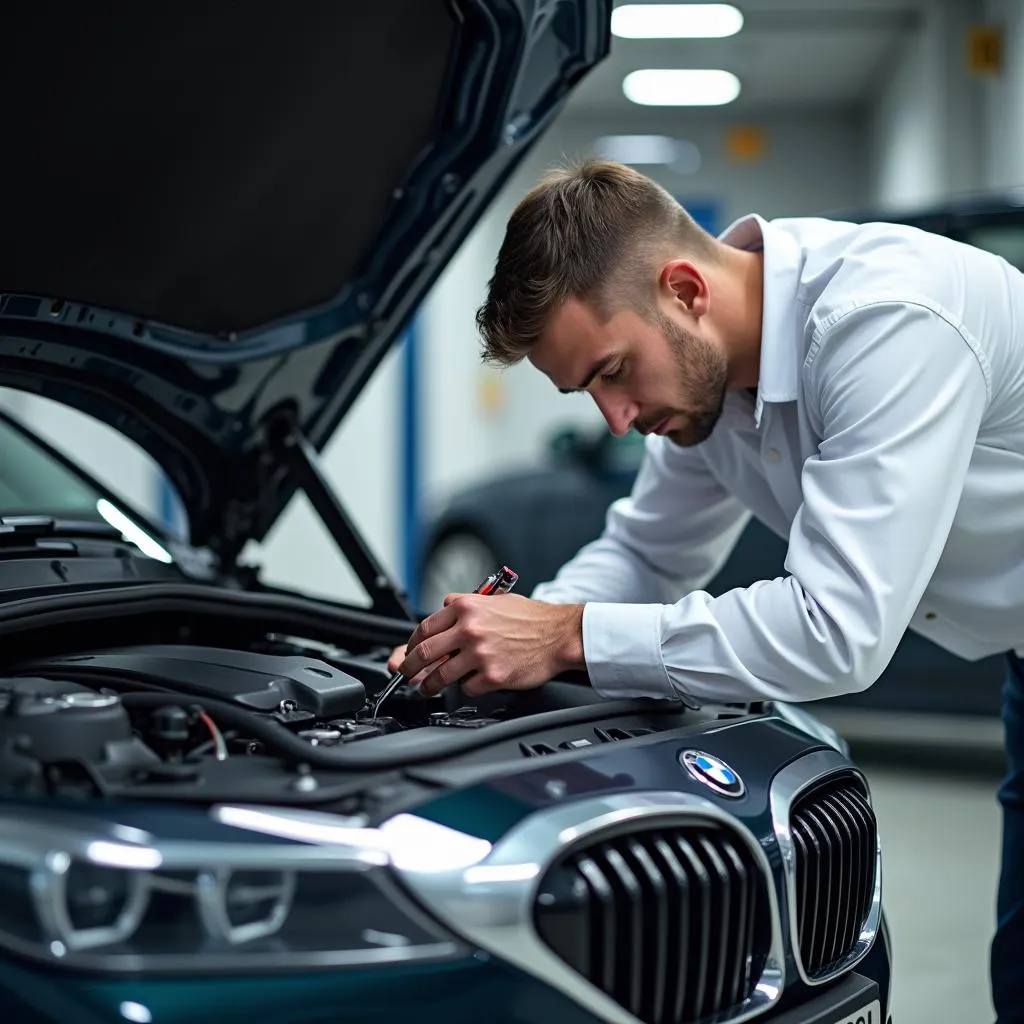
[0,1,611,566]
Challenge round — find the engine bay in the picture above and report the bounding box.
[0,638,739,808]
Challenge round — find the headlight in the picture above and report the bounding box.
[0,805,475,973]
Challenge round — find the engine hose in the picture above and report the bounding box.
[117,690,353,769]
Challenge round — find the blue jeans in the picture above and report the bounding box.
[993,652,1024,1022]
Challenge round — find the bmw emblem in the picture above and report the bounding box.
[680,750,745,798]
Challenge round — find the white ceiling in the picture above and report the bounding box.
[563,0,926,118]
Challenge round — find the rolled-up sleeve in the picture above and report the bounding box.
[583,300,991,703]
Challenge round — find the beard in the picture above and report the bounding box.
[634,312,728,447]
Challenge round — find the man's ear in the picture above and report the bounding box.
[659,259,710,318]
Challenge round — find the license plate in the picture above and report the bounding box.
[836,1000,881,1024]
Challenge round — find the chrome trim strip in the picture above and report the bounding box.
[0,931,463,973]
[0,809,389,872]
[390,791,786,1024]
[768,748,883,987]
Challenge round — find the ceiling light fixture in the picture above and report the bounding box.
[611,3,744,39]
[622,68,741,106]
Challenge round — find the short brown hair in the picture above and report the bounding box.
[475,158,719,366]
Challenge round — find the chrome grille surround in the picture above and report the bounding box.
[769,748,883,986]
[392,791,786,1024]
[533,817,774,1023]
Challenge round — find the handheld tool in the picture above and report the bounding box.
[369,564,519,717]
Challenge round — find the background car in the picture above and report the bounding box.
[419,192,1024,726]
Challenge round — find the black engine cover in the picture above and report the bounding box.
[22,645,367,718]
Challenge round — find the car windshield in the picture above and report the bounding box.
[0,415,106,519]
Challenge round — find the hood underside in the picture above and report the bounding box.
[0,1,611,557]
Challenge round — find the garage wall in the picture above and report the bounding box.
[981,0,1024,190]
[868,0,1024,208]
[870,6,954,207]
[868,0,987,207]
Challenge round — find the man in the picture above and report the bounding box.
[388,159,1024,1021]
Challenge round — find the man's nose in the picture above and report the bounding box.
[593,391,637,437]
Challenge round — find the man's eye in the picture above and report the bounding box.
[602,363,625,383]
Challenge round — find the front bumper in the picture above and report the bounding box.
[0,715,894,1024]
[0,954,891,1024]
[770,974,882,1024]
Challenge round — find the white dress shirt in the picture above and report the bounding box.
[532,213,1024,705]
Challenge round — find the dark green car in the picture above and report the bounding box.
[0,4,892,1023]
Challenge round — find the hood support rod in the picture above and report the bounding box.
[271,421,417,624]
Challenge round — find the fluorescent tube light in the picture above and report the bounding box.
[594,134,675,163]
[593,135,701,174]
[623,68,741,106]
[612,4,743,39]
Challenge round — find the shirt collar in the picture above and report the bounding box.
[718,213,804,428]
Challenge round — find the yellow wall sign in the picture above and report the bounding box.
[968,25,1003,75]
[478,369,504,416]
[725,125,768,164]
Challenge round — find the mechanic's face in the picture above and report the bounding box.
[530,294,728,447]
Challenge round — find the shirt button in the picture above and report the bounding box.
[765,448,781,462]
[925,612,937,621]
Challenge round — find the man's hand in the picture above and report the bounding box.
[387,593,585,698]
[385,644,450,687]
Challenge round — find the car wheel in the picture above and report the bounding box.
[419,531,500,611]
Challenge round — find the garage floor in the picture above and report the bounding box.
[854,748,1003,1024]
